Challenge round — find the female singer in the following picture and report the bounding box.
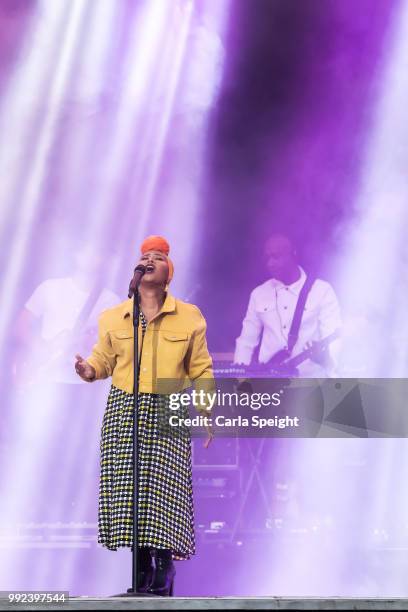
[74,235,213,596]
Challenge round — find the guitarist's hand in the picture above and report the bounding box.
[305,341,329,367]
[75,354,96,382]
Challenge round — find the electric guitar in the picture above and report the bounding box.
[213,330,340,378]
[14,326,98,388]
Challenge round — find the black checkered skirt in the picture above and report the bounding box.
[97,383,195,559]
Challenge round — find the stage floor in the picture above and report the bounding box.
[1,597,408,610]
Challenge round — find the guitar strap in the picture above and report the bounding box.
[286,274,316,355]
[72,282,102,335]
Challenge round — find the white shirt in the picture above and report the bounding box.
[233,267,342,377]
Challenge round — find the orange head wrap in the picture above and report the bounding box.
[140,235,174,283]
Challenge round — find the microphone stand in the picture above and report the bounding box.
[114,268,155,598]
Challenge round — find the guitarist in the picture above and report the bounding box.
[14,243,120,387]
[233,234,341,377]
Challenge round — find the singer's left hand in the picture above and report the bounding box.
[203,423,214,448]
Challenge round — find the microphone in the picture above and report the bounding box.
[128,264,146,298]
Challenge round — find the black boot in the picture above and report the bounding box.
[146,549,176,596]
[127,547,154,593]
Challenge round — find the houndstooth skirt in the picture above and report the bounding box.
[97,319,195,560]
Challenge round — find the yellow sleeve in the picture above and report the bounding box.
[86,313,117,380]
[184,308,215,415]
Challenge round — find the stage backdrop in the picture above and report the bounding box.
[1,0,408,598]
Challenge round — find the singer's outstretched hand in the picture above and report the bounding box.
[75,354,96,381]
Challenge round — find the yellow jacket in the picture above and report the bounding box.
[86,292,214,411]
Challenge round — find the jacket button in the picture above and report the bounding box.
[142,367,147,372]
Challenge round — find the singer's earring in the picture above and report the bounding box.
[164,282,169,292]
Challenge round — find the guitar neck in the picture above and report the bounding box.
[285,331,339,369]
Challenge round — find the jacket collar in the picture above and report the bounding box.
[270,266,307,296]
[122,291,176,319]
